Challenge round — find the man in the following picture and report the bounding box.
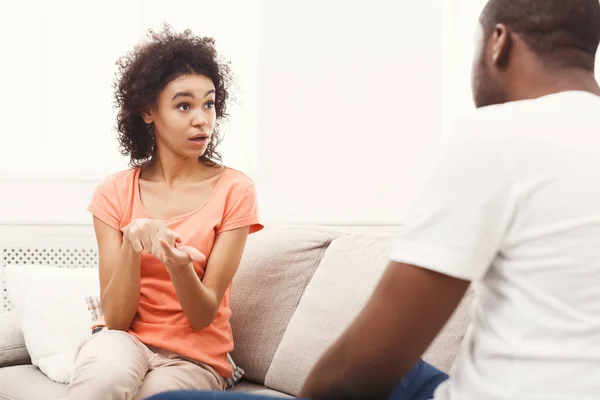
[149,0,600,399]
[299,0,600,399]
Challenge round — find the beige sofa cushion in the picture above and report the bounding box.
[264,233,473,395]
[231,380,293,398]
[0,311,31,367]
[0,365,67,400]
[230,226,339,383]
[0,368,292,400]
[264,234,394,395]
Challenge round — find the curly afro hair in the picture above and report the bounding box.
[114,24,232,167]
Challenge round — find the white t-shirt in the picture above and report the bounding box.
[391,91,600,400]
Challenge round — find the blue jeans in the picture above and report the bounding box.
[146,359,448,400]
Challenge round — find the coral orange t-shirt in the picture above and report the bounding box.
[87,167,262,378]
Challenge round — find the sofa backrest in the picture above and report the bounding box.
[231,228,474,395]
[229,226,341,383]
[0,224,473,396]
[263,232,395,394]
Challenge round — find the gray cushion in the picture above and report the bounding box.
[0,311,30,367]
[0,369,292,399]
[230,226,339,383]
[231,380,292,398]
[0,365,67,400]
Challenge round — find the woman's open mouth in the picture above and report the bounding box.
[189,133,209,143]
[189,135,209,147]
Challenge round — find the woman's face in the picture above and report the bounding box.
[144,74,217,159]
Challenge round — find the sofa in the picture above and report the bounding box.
[0,226,473,399]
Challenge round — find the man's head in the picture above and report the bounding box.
[471,0,600,108]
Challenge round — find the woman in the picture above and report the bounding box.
[65,25,262,400]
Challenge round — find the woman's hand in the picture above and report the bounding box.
[122,218,166,254]
[153,229,207,270]
[123,219,205,269]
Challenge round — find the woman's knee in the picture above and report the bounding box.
[75,330,145,363]
[66,330,149,399]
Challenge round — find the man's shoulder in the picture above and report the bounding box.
[458,91,600,128]
[443,108,507,150]
[452,100,526,131]
[446,94,579,146]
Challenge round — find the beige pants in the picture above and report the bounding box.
[64,329,225,400]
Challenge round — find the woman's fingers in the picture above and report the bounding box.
[180,246,206,263]
[155,228,181,251]
[158,239,190,266]
[141,233,153,253]
[136,227,203,267]
[131,238,144,253]
[159,238,175,254]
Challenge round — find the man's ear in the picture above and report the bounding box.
[491,23,512,67]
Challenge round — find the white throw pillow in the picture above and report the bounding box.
[4,265,99,383]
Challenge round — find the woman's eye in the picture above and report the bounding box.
[177,103,190,111]
[205,101,215,109]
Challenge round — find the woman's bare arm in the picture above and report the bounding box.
[160,226,250,330]
[94,217,141,331]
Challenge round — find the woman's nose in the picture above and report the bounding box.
[192,112,208,126]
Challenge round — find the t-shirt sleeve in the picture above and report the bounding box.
[216,182,263,235]
[87,175,123,231]
[390,120,517,281]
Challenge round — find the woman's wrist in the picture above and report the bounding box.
[166,261,195,276]
[121,235,140,261]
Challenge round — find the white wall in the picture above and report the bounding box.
[257,0,443,224]
[0,0,137,179]
[2,1,599,226]
[442,0,488,126]
[0,0,259,224]
[0,0,259,180]
[443,0,600,124]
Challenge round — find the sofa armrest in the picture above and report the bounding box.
[0,310,31,367]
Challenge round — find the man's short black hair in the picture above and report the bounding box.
[480,0,600,70]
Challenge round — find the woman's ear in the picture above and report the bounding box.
[141,106,154,124]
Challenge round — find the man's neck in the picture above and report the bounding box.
[509,68,600,102]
